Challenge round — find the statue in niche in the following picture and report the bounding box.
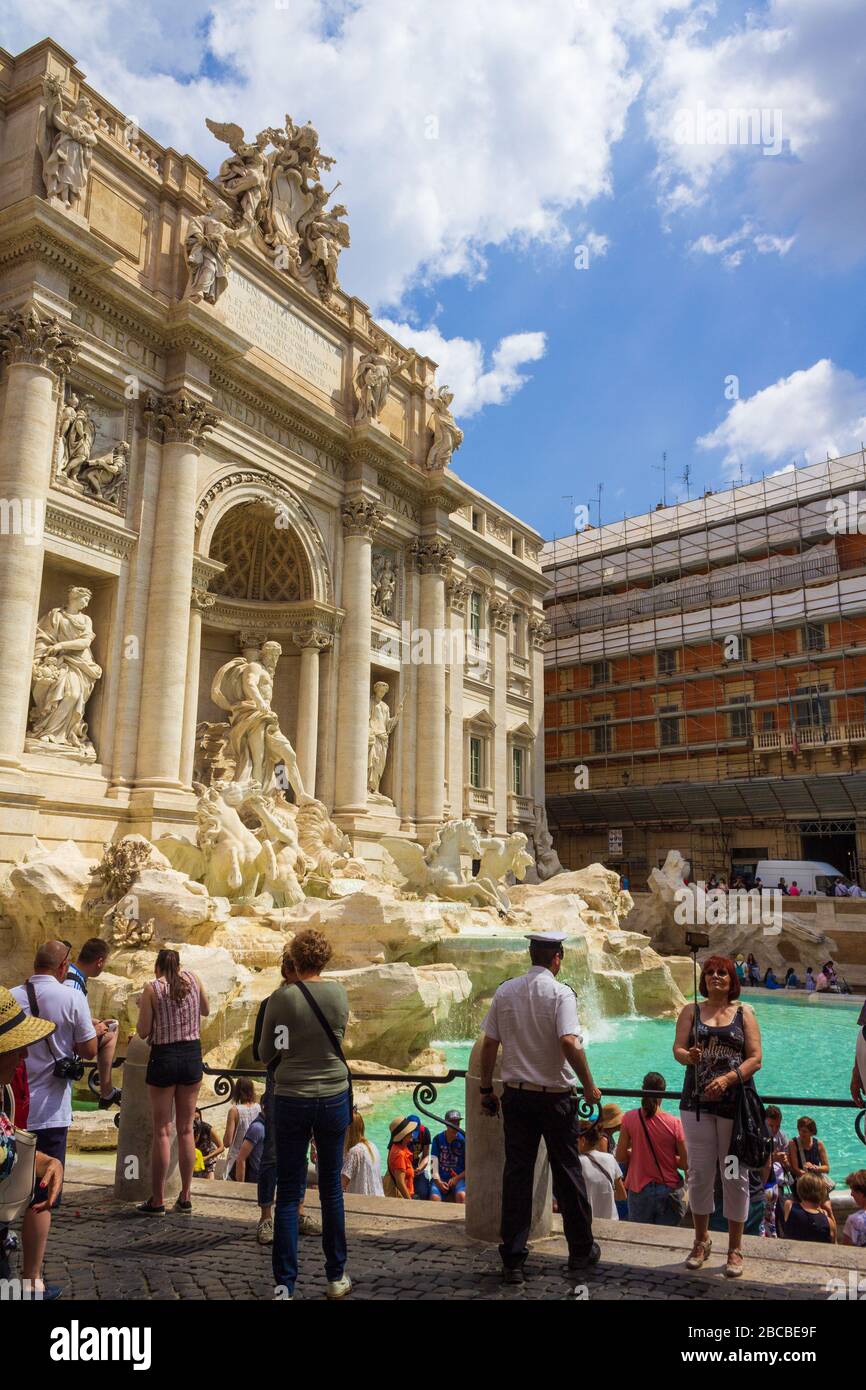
[39,77,99,211]
[371,553,397,619]
[57,393,96,479]
[28,586,102,760]
[354,346,392,423]
[75,441,129,503]
[426,386,464,470]
[204,120,270,231]
[367,680,403,799]
[183,197,238,305]
[210,639,307,800]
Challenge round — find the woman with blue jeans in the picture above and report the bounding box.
[260,929,352,1300]
[615,1072,688,1227]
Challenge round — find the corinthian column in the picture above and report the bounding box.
[334,497,382,814]
[489,595,513,833]
[180,587,217,786]
[0,306,79,778]
[413,536,455,835]
[134,392,218,792]
[293,626,332,797]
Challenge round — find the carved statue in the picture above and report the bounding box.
[77,441,129,502]
[426,386,464,470]
[354,347,391,423]
[477,831,534,912]
[157,784,277,903]
[382,819,504,911]
[39,77,98,210]
[58,393,96,480]
[368,681,403,798]
[210,639,306,799]
[206,113,349,302]
[204,120,270,230]
[243,790,308,907]
[533,804,564,881]
[184,198,238,304]
[28,586,102,759]
[295,797,359,880]
[371,554,397,618]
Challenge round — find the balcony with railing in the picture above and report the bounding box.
[754,722,866,754]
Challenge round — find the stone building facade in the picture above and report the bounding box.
[0,38,547,868]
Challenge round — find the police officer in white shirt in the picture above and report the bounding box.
[479,931,601,1284]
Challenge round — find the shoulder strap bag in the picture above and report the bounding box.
[295,981,353,1119]
[638,1109,688,1220]
[729,1065,773,1169]
[0,1086,38,1226]
[585,1151,616,1190]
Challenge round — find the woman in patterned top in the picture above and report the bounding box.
[136,949,210,1218]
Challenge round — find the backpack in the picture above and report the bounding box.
[729,1066,773,1170]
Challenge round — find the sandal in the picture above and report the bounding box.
[725,1249,744,1278]
[685,1237,712,1270]
[134,1200,165,1217]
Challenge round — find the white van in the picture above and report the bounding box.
[752,860,852,896]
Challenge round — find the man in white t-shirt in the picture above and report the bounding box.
[478,931,602,1284]
[12,940,97,1292]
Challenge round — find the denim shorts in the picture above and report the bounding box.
[32,1126,69,1210]
[145,1040,203,1088]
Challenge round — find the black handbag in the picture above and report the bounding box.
[295,981,353,1118]
[729,1065,773,1169]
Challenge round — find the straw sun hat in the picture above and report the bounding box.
[389,1116,416,1145]
[0,985,56,1053]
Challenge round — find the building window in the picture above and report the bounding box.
[510,610,526,657]
[591,660,611,687]
[658,706,682,747]
[728,695,752,739]
[803,622,826,653]
[471,510,482,533]
[657,649,677,676]
[469,591,482,640]
[512,746,524,796]
[469,737,483,788]
[511,534,522,557]
[762,710,775,732]
[592,714,613,754]
[795,684,831,729]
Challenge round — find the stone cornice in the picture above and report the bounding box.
[0,303,79,375]
[0,201,117,281]
[210,368,346,468]
[143,389,219,446]
[44,501,137,559]
[205,600,344,637]
[528,614,552,649]
[487,595,514,634]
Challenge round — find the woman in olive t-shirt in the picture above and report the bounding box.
[260,929,352,1301]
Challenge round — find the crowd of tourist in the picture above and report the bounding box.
[704,872,865,897]
[2,929,866,1298]
[734,954,851,994]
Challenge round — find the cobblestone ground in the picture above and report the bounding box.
[30,1180,839,1302]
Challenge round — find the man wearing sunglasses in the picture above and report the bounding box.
[11,939,97,1294]
[478,931,602,1285]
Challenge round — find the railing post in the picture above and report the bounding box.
[465,1037,552,1244]
[113,1034,181,1203]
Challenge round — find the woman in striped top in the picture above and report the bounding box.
[135,949,210,1217]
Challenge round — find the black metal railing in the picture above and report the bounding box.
[85,1060,866,1146]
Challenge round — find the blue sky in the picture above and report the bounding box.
[6,0,866,538]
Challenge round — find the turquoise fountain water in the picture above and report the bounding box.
[361,996,865,1181]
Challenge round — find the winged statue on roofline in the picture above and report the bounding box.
[205,114,350,303]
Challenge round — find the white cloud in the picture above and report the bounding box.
[697,359,866,476]
[0,0,686,310]
[644,0,866,265]
[377,320,546,417]
[688,220,795,268]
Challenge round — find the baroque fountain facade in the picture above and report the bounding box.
[0,40,687,1099]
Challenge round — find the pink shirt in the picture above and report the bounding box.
[621,1108,684,1192]
[150,972,201,1045]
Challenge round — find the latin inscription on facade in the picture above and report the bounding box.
[221,273,344,396]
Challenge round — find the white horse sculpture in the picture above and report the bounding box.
[477,831,534,912]
[382,818,504,911]
[156,784,276,902]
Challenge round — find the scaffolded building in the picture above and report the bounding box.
[541,454,866,889]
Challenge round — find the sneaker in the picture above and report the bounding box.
[257,1218,274,1245]
[565,1241,601,1274]
[298,1214,319,1236]
[134,1200,165,1217]
[685,1238,712,1270]
[501,1265,525,1285]
[98,1088,122,1110]
[326,1274,352,1300]
[173,1198,193,1216]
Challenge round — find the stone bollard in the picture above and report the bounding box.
[465,1036,552,1243]
[113,1033,180,1203]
